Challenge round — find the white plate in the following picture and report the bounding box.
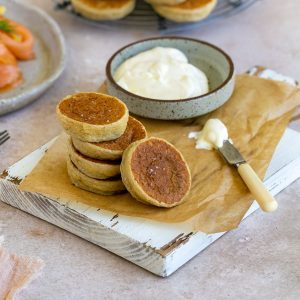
[0,0,66,116]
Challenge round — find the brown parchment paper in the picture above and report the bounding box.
[19,75,300,233]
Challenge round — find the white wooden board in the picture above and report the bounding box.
[1,128,300,276]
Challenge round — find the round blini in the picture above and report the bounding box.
[72,116,147,160]
[145,0,185,5]
[68,139,120,179]
[56,92,129,142]
[67,157,126,195]
[71,0,136,20]
[153,0,217,23]
[120,137,191,208]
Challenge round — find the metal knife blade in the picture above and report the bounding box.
[218,140,246,167]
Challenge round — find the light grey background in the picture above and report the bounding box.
[0,0,299,299]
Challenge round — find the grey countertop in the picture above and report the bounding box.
[0,0,299,299]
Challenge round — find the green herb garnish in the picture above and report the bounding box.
[0,20,14,33]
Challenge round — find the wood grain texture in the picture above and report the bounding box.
[0,180,166,275]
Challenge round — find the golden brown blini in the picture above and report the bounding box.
[120,137,191,208]
[153,0,217,23]
[68,139,120,179]
[145,0,186,6]
[67,157,126,195]
[71,0,136,20]
[56,92,129,143]
[72,116,147,160]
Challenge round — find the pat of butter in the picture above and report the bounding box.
[189,119,228,150]
[114,47,209,100]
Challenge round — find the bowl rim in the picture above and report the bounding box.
[106,36,234,103]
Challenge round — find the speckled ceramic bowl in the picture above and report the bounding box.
[106,37,235,120]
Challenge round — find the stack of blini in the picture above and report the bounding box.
[56,92,147,195]
[146,0,217,23]
[57,92,192,208]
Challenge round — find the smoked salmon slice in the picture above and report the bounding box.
[0,17,34,61]
[0,42,21,89]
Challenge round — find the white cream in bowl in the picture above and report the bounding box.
[113,47,209,100]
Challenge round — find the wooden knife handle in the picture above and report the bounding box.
[238,163,278,212]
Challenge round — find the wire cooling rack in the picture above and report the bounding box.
[53,0,258,33]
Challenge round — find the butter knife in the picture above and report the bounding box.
[218,140,278,212]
